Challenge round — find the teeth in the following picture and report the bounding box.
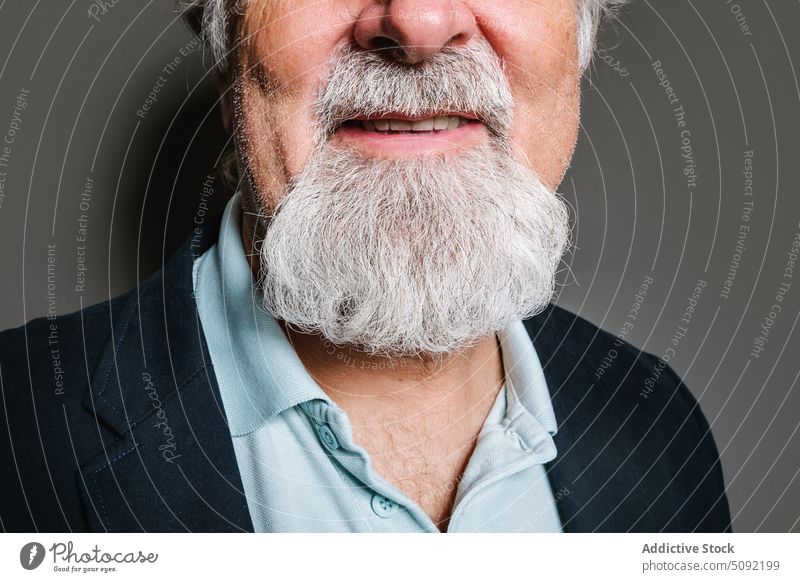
[359,116,466,132]
[390,119,413,131]
[433,116,450,130]
[411,118,435,131]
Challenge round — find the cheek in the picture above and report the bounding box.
[242,1,353,97]
[231,76,282,210]
[475,2,580,188]
[234,2,354,206]
[512,73,580,190]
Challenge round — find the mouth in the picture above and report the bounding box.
[332,113,487,157]
[343,114,477,132]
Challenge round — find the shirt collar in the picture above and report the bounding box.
[194,192,557,439]
[498,320,558,437]
[194,192,331,436]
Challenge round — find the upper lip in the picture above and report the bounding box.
[346,112,480,122]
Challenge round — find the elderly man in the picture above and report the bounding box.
[0,0,730,532]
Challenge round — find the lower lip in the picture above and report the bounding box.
[331,121,487,158]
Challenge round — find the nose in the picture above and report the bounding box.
[354,0,477,64]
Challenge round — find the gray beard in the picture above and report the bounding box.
[255,139,570,356]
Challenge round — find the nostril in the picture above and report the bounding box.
[368,35,413,63]
[447,32,466,47]
[371,36,401,53]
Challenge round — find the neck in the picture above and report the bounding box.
[279,322,505,414]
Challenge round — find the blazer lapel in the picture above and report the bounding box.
[526,308,657,533]
[79,220,253,532]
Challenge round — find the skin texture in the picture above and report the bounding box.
[224,0,581,530]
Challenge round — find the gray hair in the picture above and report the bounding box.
[176,0,627,74]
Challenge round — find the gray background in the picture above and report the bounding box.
[0,0,798,532]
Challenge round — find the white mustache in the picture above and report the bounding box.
[315,38,515,142]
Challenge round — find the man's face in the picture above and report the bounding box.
[231,0,581,207]
[227,0,580,355]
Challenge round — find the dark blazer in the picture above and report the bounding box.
[0,215,731,533]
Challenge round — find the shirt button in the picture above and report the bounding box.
[317,424,340,450]
[371,494,399,518]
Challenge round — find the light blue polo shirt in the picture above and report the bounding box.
[192,192,563,532]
